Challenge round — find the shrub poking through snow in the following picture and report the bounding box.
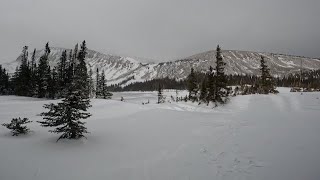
[2,117,32,136]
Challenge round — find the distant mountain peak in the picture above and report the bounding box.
[2,48,320,86]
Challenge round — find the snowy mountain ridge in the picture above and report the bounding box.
[2,47,320,86]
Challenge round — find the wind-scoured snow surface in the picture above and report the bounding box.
[1,88,320,180]
[2,48,320,85]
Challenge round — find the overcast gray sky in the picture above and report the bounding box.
[0,0,319,63]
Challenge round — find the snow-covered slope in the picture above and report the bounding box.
[1,47,154,85]
[2,48,320,85]
[1,89,320,180]
[188,50,320,77]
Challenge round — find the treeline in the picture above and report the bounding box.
[0,43,91,98]
[1,43,319,97]
[186,49,278,106]
[0,65,10,94]
[108,77,186,91]
[276,69,320,89]
[110,74,262,92]
[109,67,320,93]
[0,42,113,99]
[186,46,231,105]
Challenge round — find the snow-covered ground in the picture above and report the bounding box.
[1,88,320,180]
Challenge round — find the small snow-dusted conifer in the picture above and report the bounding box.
[2,117,32,136]
[157,83,165,104]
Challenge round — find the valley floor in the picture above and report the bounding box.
[1,88,320,180]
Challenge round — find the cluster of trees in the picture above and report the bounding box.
[2,41,93,141]
[109,70,320,94]
[2,42,94,98]
[2,41,320,140]
[95,68,113,99]
[186,45,231,106]
[0,41,100,99]
[0,65,10,94]
[2,43,318,97]
[187,53,279,104]
[277,69,320,90]
[231,56,278,95]
[108,77,186,91]
[0,42,116,99]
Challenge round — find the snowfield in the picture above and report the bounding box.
[1,88,320,180]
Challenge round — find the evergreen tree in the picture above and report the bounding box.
[258,56,278,94]
[206,66,216,105]
[95,68,100,97]
[65,50,74,87]
[0,66,10,94]
[88,67,95,98]
[99,70,113,99]
[73,43,78,67]
[2,117,32,136]
[38,76,91,141]
[37,42,51,98]
[38,41,91,141]
[29,48,38,97]
[157,83,165,104]
[10,66,19,93]
[214,45,230,104]
[47,67,58,99]
[75,40,89,98]
[68,44,78,77]
[57,50,67,84]
[30,48,37,72]
[187,67,198,102]
[15,46,32,96]
[199,77,208,103]
[57,50,68,97]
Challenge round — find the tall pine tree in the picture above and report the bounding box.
[37,43,51,98]
[75,40,89,98]
[187,67,198,102]
[214,45,230,104]
[30,48,37,73]
[57,50,68,97]
[206,66,216,105]
[258,56,278,94]
[199,77,208,104]
[29,48,38,97]
[88,67,95,98]
[95,68,100,98]
[38,41,92,141]
[47,67,58,99]
[0,66,10,94]
[15,46,32,96]
[98,70,113,99]
[65,50,74,87]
